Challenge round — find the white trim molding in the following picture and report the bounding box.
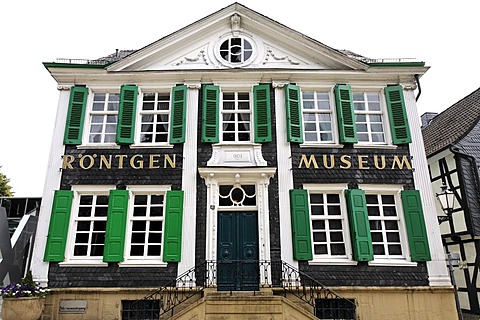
[198,167,276,265]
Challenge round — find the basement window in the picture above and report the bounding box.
[315,298,356,319]
[121,300,160,320]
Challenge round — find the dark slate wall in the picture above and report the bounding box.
[291,143,428,286]
[60,145,183,189]
[48,263,178,288]
[299,261,429,286]
[291,144,414,188]
[48,144,184,288]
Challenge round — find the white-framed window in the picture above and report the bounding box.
[87,92,120,144]
[302,90,335,144]
[137,91,170,145]
[219,37,253,64]
[63,185,114,265]
[221,90,252,143]
[353,92,386,144]
[121,186,170,266]
[360,184,412,265]
[304,184,354,264]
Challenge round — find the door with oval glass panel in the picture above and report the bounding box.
[217,184,259,291]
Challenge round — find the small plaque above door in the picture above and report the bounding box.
[207,144,267,167]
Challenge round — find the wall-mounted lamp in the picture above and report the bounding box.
[436,184,455,224]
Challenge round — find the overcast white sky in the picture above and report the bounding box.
[1,0,479,196]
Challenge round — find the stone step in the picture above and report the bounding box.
[167,292,317,320]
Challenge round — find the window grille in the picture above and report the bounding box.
[121,300,160,320]
[315,298,356,320]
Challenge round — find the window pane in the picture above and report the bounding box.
[310,194,323,204]
[313,232,326,242]
[329,220,342,230]
[388,245,402,255]
[134,207,147,217]
[95,207,108,217]
[150,221,163,232]
[150,207,163,217]
[331,244,346,255]
[330,232,343,242]
[77,221,90,231]
[373,245,385,255]
[133,221,146,231]
[131,233,145,243]
[135,195,148,205]
[385,221,399,230]
[314,244,328,254]
[312,220,325,230]
[366,195,378,204]
[327,205,341,215]
[148,245,161,256]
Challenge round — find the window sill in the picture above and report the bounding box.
[213,142,260,146]
[77,144,121,150]
[118,262,168,268]
[353,144,398,150]
[58,261,108,267]
[300,143,344,149]
[130,144,173,149]
[368,259,417,267]
[308,259,358,266]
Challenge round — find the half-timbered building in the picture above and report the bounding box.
[30,3,456,319]
[422,87,480,318]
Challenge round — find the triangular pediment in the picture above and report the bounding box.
[108,3,367,72]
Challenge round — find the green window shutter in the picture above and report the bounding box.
[163,190,184,262]
[385,85,412,144]
[103,189,129,262]
[334,84,357,144]
[64,86,88,145]
[169,85,187,144]
[285,84,303,143]
[289,189,313,261]
[201,85,220,143]
[345,189,373,261]
[401,190,431,261]
[253,84,272,143]
[116,85,138,145]
[44,190,73,262]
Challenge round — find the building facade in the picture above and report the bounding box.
[422,87,480,318]
[31,3,456,319]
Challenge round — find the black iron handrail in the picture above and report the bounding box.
[279,261,356,314]
[135,260,355,318]
[140,262,206,316]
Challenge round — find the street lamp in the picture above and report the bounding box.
[436,184,455,224]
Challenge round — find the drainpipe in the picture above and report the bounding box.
[414,74,422,102]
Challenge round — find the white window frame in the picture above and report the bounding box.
[132,88,173,148]
[359,184,416,266]
[301,88,337,145]
[60,185,115,266]
[219,87,253,144]
[214,33,258,68]
[120,185,171,267]
[352,89,391,146]
[303,184,356,265]
[82,90,120,147]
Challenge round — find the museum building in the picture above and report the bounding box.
[30,3,457,319]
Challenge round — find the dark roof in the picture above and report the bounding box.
[422,87,480,157]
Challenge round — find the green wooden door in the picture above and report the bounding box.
[217,211,259,291]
